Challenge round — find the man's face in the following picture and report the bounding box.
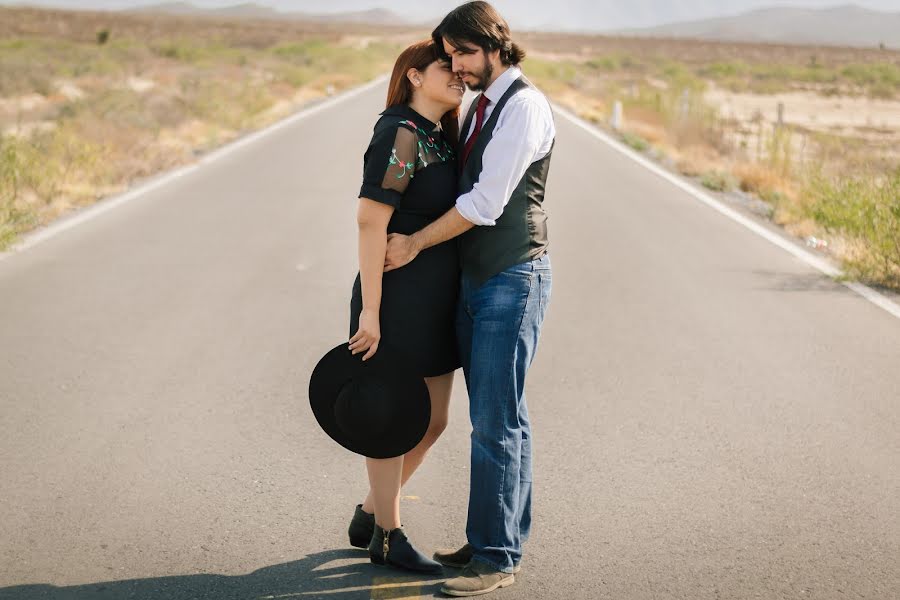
[442,38,494,92]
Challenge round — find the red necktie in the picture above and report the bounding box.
[461,94,490,168]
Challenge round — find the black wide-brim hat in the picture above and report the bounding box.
[309,342,431,459]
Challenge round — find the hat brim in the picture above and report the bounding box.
[309,342,431,459]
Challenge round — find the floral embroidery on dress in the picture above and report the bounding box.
[388,147,416,180]
[387,120,455,180]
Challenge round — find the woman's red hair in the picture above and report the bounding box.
[385,40,460,147]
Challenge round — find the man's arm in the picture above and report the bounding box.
[454,95,551,226]
[384,206,473,272]
[384,93,553,272]
[412,206,474,251]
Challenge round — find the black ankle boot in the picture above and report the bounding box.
[368,524,443,574]
[348,504,375,549]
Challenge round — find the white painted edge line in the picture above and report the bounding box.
[0,73,391,262]
[551,101,900,322]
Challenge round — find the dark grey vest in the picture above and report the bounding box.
[458,75,554,286]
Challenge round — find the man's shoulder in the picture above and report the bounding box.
[506,82,553,119]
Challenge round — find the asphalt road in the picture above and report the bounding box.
[1,79,898,600]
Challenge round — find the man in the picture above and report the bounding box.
[384,1,555,595]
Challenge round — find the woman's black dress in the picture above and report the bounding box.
[350,104,461,377]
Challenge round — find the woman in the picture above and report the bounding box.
[346,39,464,573]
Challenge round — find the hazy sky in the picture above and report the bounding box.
[2,0,899,30]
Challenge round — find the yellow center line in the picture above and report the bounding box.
[371,575,423,599]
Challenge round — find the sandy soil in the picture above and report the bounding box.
[705,85,900,141]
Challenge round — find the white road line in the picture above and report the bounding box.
[0,74,390,263]
[551,102,900,322]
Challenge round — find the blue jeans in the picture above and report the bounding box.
[455,253,552,573]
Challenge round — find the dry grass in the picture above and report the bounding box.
[734,162,789,194]
[520,31,899,91]
[0,7,420,250]
[521,35,899,290]
[2,7,898,289]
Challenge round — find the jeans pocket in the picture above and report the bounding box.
[476,269,533,326]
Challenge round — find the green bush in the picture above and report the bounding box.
[520,58,577,83]
[841,63,900,87]
[620,132,649,152]
[700,170,736,192]
[0,135,40,249]
[586,55,622,71]
[766,125,795,175]
[808,168,900,286]
[659,60,704,90]
[700,61,748,79]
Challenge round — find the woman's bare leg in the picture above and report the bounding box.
[361,371,454,514]
[400,372,453,479]
[366,456,403,529]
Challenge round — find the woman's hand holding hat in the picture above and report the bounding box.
[309,340,431,458]
[349,308,380,361]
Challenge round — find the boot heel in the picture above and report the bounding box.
[348,504,375,549]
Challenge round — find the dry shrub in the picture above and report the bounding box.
[734,161,786,194]
[0,8,403,250]
[622,105,666,130]
[626,121,667,146]
[675,144,723,177]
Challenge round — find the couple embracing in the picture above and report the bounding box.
[310,2,555,596]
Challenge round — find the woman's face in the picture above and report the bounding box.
[415,58,464,109]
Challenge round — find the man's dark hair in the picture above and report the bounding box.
[432,1,526,66]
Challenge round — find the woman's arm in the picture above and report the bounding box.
[348,197,395,361]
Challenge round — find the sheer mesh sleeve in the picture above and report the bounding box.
[358,123,420,207]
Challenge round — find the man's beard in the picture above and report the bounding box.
[465,57,494,92]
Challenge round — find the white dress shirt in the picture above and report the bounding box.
[455,65,555,227]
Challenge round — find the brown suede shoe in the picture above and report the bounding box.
[433,544,520,573]
[440,559,515,597]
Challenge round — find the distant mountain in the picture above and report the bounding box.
[207,2,283,20]
[617,4,900,49]
[313,8,407,25]
[125,2,410,25]
[131,2,202,15]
